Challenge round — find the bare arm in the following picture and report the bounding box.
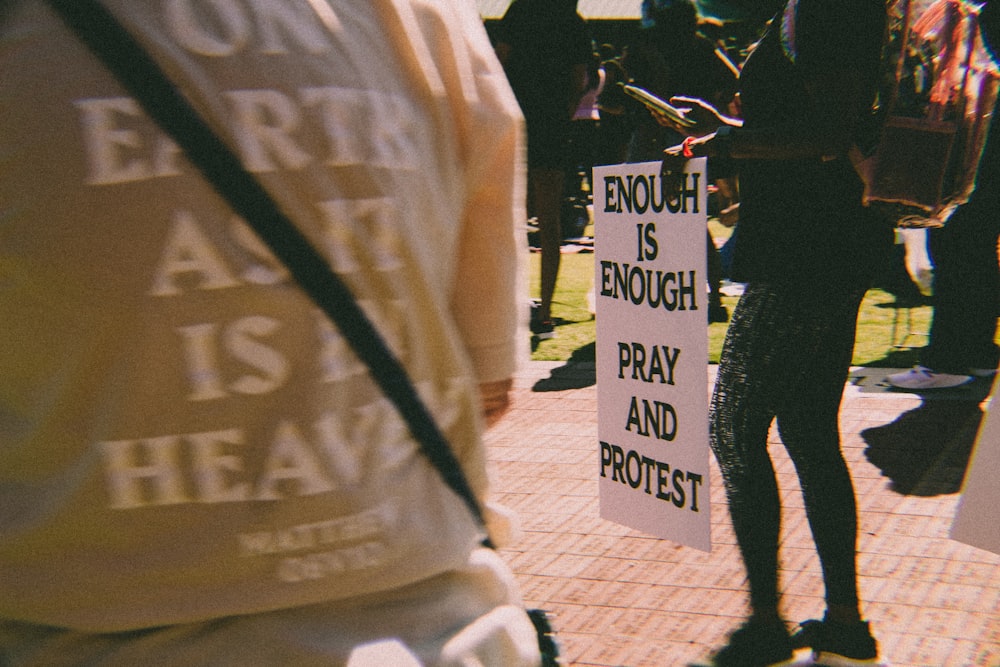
[671,66,870,161]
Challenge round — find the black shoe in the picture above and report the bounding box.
[531,319,555,340]
[791,616,880,666]
[529,299,556,340]
[709,302,729,323]
[701,619,795,667]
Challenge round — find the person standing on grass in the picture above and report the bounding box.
[494,0,592,341]
[659,0,894,665]
[888,0,1000,391]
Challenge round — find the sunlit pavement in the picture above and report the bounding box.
[486,361,999,667]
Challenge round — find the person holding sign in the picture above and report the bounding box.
[659,1,894,666]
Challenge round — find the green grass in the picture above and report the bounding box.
[529,224,946,368]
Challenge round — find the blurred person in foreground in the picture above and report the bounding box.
[659,0,893,665]
[493,0,592,341]
[888,0,1000,391]
[0,1,538,665]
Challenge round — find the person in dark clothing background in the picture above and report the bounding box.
[627,0,740,323]
[494,0,592,341]
[659,0,893,665]
[594,43,632,166]
[888,0,1000,391]
[627,0,739,162]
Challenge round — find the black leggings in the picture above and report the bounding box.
[710,282,867,614]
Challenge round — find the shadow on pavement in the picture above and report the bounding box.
[532,343,595,392]
[860,398,984,496]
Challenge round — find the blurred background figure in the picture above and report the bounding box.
[494,0,593,341]
[567,49,605,185]
[594,42,633,166]
[888,0,1000,390]
[626,0,740,322]
[628,0,739,161]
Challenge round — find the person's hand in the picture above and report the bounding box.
[660,133,712,194]
[667,96,726,137]
[719,202,740,228]
[648,105,691,130]
[660,141,690,195]
[479,378,513,428]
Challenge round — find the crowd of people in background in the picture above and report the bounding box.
[491,1,998,666]
[491,0,998,380]
[493,0,759,337]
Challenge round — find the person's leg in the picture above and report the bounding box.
[923,204,1000,372]
[707,283,801,665]
[774,287,866,622]
[530,166,565,330]
[710,284,791,620]
[707,230,728,323]
[771,286,880,663]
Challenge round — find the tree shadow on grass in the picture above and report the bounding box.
[532,342,595,392]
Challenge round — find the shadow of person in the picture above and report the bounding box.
[532,342,595,392]
[860,399,984,496]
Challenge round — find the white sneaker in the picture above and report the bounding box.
[886,366,974,390]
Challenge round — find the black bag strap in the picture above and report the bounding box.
[47,0,490,536]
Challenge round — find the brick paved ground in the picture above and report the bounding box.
[486,362,1000,667]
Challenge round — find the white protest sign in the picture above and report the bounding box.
[593,160,711,552]
[951,377,1000,555]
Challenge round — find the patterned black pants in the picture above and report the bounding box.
[710,281,867,614]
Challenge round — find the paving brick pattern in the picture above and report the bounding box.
[486,362,1000,667]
